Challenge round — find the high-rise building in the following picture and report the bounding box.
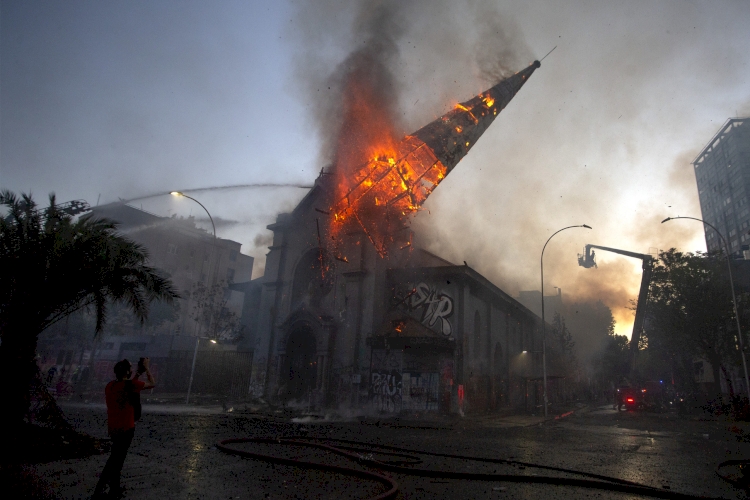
[693,118,750,254]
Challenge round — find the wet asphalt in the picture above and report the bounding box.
[25,404,750,499]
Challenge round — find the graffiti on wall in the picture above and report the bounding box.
[371,370,402,412]
[370,349,402,412]
[397,282,454,336]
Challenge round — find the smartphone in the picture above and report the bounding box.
[138,357,146,373]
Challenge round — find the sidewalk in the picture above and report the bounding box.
[60,401,227,415]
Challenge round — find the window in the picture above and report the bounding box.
[226,268,235,283]
[229,249,238,262]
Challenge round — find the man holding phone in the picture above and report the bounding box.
[93,357,155,498]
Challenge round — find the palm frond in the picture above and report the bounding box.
[1,191,180,341]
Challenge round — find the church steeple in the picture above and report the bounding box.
[329,60,542,257]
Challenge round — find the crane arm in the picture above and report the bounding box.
[577,243,655,377]
[583,244,651,263]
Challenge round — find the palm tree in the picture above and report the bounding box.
[0,190,179,427]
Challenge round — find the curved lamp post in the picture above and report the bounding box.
[170,191,217,239]
[171,191,220,403]
[541,224,592,417]
[175,191,219,338]
[662,216,750,400]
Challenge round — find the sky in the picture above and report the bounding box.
[2,0,749,337]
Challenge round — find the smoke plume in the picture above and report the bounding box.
[287,0,710,359]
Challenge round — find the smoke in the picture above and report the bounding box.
[473,9,534,82]
[287,0,724,362]
[289,0,534,166]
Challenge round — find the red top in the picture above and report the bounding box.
[105,379,145,434]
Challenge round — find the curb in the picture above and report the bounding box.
[531,405,588,426]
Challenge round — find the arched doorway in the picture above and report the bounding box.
[284,324,317,400]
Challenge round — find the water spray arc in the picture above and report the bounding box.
[122,182,313,204]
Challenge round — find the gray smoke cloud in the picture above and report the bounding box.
[288,0,534,164]
[283,0,746,360]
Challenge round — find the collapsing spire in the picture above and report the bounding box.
[329,60,541,257]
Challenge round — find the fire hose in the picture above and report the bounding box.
[715,459,750,492]
[217,436,729,500]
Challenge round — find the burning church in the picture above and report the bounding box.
[234,59,555,413]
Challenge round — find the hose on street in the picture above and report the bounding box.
[217,436,729,500]
[716,459,750,492]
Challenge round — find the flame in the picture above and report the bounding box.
[323,69,517,258]
[455,103,478,124]
[329,135,447,257]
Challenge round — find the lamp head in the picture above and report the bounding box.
[661,217,672,223]
[582,224,592,229]
[170,191,183,197]
[209,339,217,344]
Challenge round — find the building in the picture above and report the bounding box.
[234,198,554,412]
[38,334,253,399]
[37,203,257,398]
[227,60,580,413]
[90,203,254,338]
[693,118,750,254]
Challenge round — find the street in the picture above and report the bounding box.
[18,404,750,499]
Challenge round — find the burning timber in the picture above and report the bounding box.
[329,60,541,257]
[238,59,551,415]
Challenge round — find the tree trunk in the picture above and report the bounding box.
[0,326,41,428]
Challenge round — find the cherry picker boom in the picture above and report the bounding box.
[578,244,654,374]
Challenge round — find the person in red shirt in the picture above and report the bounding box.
[93,358,155,498]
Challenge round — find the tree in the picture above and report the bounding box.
[190,281,244,342]
[550,312,576,361]
[592,333,630,388]
[645,248,738,396]
[0,191,179,427]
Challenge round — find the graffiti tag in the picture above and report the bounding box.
[371,370,402,412]
[408,282,453,336]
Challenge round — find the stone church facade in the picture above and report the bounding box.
[236,177,546,413]
[234,60,551,413]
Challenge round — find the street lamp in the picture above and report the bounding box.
[662,216,750,400]
[170,191,216,239]
[541,224,592,418]
[171,191,220,338]
[186,336,217,404]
